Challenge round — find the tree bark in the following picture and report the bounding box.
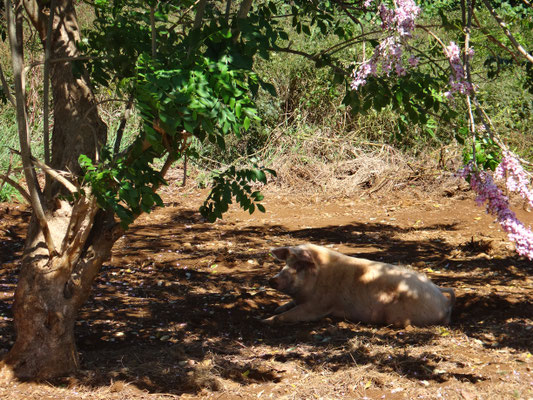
[2,205,119,379]
[1,0,114,380]
[25,0,107,192]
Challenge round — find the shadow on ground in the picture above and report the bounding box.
[0,202,531,395]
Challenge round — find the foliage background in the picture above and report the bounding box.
[0,1,531,202]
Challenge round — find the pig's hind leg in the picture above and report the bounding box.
[274,300,295,314]
[263,303,330,325]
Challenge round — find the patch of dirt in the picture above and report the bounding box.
[0,177,532,399]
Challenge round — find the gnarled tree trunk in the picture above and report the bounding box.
[1,0,116,380]
[3,206,118,379]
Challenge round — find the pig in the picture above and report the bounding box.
[264,243,455,327]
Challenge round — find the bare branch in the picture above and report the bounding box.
[0,61,15,106]
[10,148,78,193]
[61,195,98,259]
[236,0,252,20]
[43,0,56,201]
[193,0,208,30]
[0,174,31,203]
[482,0,533,64]
[158,153,176,186]
[460,2,533,169]
[319,30,383,58]
[472,11,521,64]
[6,0,57,257]
[32,158,77,194]
[225,0,232,21]
[0,152,14,196]
[418,25,447,49]
[81,98,130,125]
[150,3,157,57]
[167,0,198,32]
[269,47,350,76]
[332,0,362,25]
[464,0,477,164]
[43,0,55,166]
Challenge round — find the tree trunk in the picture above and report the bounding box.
[24,0,107,186]
[2,205,119,379]
[1,0,114,380]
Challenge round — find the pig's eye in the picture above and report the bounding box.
[294,260,314,271]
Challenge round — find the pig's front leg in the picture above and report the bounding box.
[263,303,330,325]
[274,300,295,314]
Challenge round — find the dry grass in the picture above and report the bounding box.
[265,127,463,197]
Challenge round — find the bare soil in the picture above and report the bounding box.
[0,175,532,399]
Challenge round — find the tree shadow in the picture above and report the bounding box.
[0,206,531,395]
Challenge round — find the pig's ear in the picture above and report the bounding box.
[293,248,316,270]
[271,247,291,261]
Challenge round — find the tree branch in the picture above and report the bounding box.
[225,0,232,21]
[81,98,130,125]
[482,0,533,64]
[472,11,521,64]
[231,0,252,42]
[0,61,15,106]
[60,195,98,261]
[167,0,198,32]
[10,148,78,194]
[464,0,477,164]
[0,174,31,203]
[24,55,103,73]
[332,0,362,25]
[6,0,57,257]
[43,0,56,201]
[32,158,77,194]
[192,0,207,30]
[150,2,157,57]
[319,29,383,58]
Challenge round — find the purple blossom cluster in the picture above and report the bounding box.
[379,0,420,37]
[353,2,475,104]
[494,151,533,208]
[459,163,533,260]
[351,0,420,90]
[443,42,474,100]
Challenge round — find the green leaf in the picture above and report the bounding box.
[243,116,251,130]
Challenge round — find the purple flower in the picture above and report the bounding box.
[443,41,474,100]
[459,162,533,260]
[408,56,420,67]
[495,152,533,209]
[351,0,421,90]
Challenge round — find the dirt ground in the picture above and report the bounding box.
[0,173,532,399]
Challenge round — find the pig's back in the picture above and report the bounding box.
[329,257,449,325]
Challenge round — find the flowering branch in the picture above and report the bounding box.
[351,0,421,90]
[459,164,533,260]
[348,1,533,260]
[495,152,533,208]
